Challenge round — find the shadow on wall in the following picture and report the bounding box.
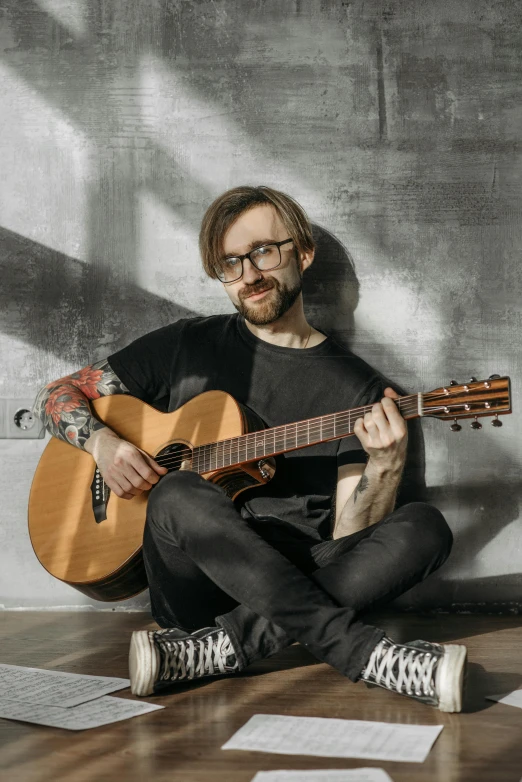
[304,224,427,505]
[427,480,521,573]
[304,224,360,343]
[392,479,522,610]
[0,226,198,365]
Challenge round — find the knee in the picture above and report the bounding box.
[148,469,196,508]
[146,470,206,536]
[392,502,453,563]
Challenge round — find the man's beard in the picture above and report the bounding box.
[233,275,303,326]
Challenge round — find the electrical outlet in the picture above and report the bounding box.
[0,399,46,439]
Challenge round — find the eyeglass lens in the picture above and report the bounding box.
[218,244,281,282]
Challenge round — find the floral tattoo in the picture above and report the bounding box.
[34,359,129,450]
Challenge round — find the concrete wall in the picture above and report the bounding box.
[0,0,520,610]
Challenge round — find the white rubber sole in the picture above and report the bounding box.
[437,643,467,712]
[129,631,160,697]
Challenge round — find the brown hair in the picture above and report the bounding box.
[199,185,315,279]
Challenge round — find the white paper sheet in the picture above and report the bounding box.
[486,690,522,709]
[251,770,394,782]
[0,664,130,707]
[222,715,443,763]
[0,695,163,730]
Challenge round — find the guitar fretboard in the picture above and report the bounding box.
[189,394,420,474]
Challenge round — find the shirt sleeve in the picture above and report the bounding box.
[336,377,386,467]
[107,319,188,410]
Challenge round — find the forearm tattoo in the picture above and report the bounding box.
[353,473,369,504]
[33,359,129,450]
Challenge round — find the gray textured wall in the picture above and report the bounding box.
[0,0,520,610]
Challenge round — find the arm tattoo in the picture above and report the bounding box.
[353,473,369,504]
[33,359,129,451]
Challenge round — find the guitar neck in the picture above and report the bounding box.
[190,394,422,474]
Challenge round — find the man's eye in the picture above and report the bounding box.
[255,246,270,255]
[225,257,241,267]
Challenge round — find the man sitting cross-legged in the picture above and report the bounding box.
[35,185,467,712]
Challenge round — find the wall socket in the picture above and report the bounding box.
[0,399,46,439]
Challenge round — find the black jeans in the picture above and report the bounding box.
[142,471,453,681]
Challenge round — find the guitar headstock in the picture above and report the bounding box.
[422,375,511,430]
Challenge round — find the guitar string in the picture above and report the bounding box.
[154,399,422,470]
[97,401,424,484]
[156,408,505,472]
[151,398,503,472]
[153,396,505,472]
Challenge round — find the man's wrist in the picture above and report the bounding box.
[84,426,117,456]
[366,454,405,478]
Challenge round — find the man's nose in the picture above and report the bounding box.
[241,256,263,283]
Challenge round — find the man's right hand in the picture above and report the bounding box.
[85,428,168,500]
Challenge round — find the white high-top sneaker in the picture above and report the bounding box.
[129,626,240,696]
[360,636,467,712]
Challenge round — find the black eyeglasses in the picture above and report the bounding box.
[216,238,294,283]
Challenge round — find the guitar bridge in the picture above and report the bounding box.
[90,466,110,523]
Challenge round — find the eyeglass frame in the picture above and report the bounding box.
[216,238,295,284]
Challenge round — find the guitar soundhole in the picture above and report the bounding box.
[155,442,193,472]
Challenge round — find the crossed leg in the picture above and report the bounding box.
[142,471,452,680]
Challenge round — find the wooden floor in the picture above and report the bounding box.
[1,611,522,781]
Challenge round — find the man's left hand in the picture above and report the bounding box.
[353,387,408,472]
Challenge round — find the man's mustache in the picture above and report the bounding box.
[240,281,276,300]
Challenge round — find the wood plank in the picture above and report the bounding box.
[1,611,522,781]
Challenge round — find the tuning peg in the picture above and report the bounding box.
[492,415,503,428]
[449,380,458,386]
[450,420,462,432]
[469,377,477,382]
[489,374,501,379]
[471,417,482,430]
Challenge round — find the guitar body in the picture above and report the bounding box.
[28,391,274,602]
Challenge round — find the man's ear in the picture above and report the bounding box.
[299,247,315,274]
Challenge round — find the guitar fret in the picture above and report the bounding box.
[191,394,428,474]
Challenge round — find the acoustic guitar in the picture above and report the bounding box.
[28,376,511,602]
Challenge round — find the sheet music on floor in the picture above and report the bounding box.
[0,696,163,730]
[486,689,522,709]
[0,663,130,707]
[251,770,394,782]
[222,715,443,763]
